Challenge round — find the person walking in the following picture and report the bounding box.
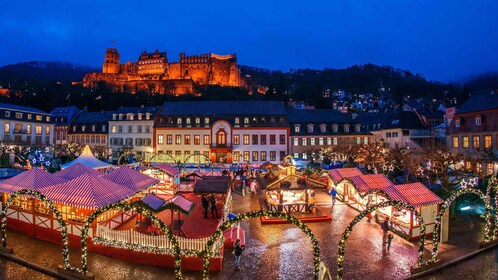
[381,217,390,246]
[365,201,372,222]
[201,195,209,219]
[330,187,337,206]
[234,239,244,270]
[210,194,219,219]
[387,233,394,251]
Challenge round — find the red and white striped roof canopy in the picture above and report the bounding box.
[384,183,443,207]
[38,173,135,209]
[328,167,363,182]
[103,166,159,192]
[152,163,181,176]
[55,163,103,180]
[0,168,66,194]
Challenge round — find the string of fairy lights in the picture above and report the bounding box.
[1,176,497,279]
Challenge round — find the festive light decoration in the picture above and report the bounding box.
[336,200,427,280]
[201,210,321,280]
[79,201,183,279]
[429,179,491,264]
[486,176,498,240]
[1,189,73,271]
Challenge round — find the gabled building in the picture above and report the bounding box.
[108,106,160,161]
[154,101,289,164]
[356,110,435,149]
[68,111,113,157]
[447,90,498,176]
[288,109,371,160]
[0,103,54,147]
[50,106,81,146]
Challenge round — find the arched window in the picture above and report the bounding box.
[216,129,227,146]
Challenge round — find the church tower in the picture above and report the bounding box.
[102,48,121,74]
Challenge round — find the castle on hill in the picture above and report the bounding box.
[83,48,247,95]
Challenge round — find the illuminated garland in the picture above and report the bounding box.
[488,176,498,240]
[429,181,491,264]
[336,200,426,280]
[0,189,73,271]
[201,210,321,280]
[79,201,183,279]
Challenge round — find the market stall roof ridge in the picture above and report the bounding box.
[152,163,181,177]
[103,166,159,192]
[328,167,363,182]
[38,173,135,209]
[56,163,103,180]
[0,168,66,194]
[164,195,195,215]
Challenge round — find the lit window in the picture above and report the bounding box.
[319,138,324,145]
[15,112,22,119]
[452,136,459,148]
[473,136,480,148]
[333,137,338,145]
[295,125,300,133]
[356,137,361,144]
[310,138,315,145]
[485,135,492,148]
[475,117,481,126]
[158,134,164,144]
[463,136,469,148]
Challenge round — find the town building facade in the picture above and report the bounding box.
[288,109,371,160]
[68,111,113,158]
[447,90,498,176]
[50,106,80,146]
[108,106,160,162]
[0,103,54,148]
[154,101,289,164]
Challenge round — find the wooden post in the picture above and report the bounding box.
[31,199,36,225]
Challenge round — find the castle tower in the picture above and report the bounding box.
[102,48,121,74]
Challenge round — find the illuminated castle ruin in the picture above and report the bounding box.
[83,48,246,95]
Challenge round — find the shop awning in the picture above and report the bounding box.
[384,183,443,207]
[39,173,135,209]
[55,163,103,180]
[184,171,204,178]
[61,145,112,170]
[328,168,363,182]
[0,168,66,194]
[164,195,195,215]
[139,193,171,212]
[153,163,181,177]
[103,166,159,192]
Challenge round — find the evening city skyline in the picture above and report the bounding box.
[1,0,497,82]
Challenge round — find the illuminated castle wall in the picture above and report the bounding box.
[83,48,245,95]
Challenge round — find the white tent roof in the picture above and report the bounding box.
[61,145,112,170]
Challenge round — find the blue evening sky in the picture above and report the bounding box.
[1,0,497,81]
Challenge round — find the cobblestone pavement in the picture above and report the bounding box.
[0,190,491,280]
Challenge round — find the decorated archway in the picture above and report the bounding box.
[1,189,73,271]
[429,183,492,264]
[337,200,427,280]
[79,201,183,279]
[200,210,321,280]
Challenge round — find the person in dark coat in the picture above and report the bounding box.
[201,195,209,218]
[234,238,244,270]
[210,194,219,219]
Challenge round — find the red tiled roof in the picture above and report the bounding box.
[385,183,443,207]
[328,168,362,182]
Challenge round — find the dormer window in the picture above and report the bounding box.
[119,114,124,120]
[261,117,265,123]
[344,124,350,133]
[127,113,134,120]
[475,117,481,126]
[186,118,191,125]
[137,113,143,120]
[195,117,200,124]
[355,124,361,133]
[145,112,151,120]
[307,124,314,133]
[244,117,249,124]
[113,114,117,120]
[332,124,339,133]
[177,118,182,125]
[320,124,326,133]
[294,124,301,133]
[455,119,461,128]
